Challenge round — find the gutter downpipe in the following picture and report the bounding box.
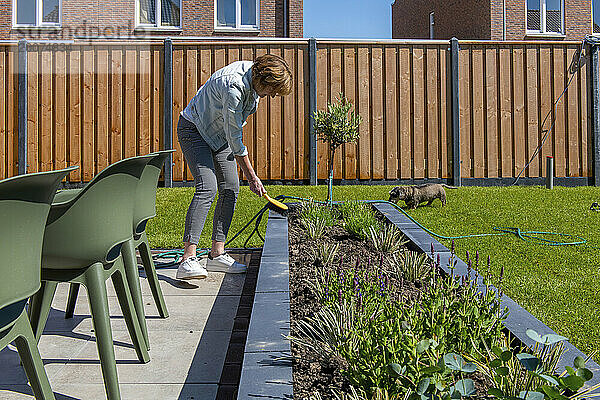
[502,0,506,40]
[283,0,289,37]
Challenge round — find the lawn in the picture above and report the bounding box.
[147,184,600,361]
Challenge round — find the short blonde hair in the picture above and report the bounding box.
[252,54,292,96]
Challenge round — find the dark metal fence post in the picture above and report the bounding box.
[308,38,317,185]
[163,38,174,188]
[450,37,461,187]
[18,39,27,175]
[591,43,600,187]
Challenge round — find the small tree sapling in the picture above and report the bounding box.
[312,94,362,204]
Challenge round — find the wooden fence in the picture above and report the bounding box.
[0,38,596,184]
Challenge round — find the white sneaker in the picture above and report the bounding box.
[176,257,208,280]
[206,253,247,274]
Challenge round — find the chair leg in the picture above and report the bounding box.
[120,238,149,350]
[64,283,80,319]
[139,233,169,318]
[111,263,150,363]
[28,281,58,342]
[84,263,121,400]
[14,312,56,400]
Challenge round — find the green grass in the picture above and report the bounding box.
[147,184,600,360]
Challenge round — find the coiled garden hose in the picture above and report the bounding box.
[150,194,593,269]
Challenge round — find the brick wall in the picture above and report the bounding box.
[394,0,593,41]
[391,0,491,40]
[0,0,302,39]
[499,0,591,40]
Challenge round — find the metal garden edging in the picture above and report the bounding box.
[237,209,292,398]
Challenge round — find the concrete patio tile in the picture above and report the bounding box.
[0,249,259,400]
[51,330,230,385]
[42,293,239,334]
[0,334,85,385]
[0,383,219,400]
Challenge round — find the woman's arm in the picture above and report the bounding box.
[235,154,266,197]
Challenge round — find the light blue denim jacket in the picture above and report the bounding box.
[181,61,260,157]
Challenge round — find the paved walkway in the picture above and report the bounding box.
[0,250,260,400]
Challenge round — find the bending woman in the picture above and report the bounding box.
[176,54,292,280]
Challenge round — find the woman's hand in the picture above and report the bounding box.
[248,176,266,197]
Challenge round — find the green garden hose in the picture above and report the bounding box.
[150,194,592,268]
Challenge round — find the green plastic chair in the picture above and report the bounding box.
[0,166,77,400]
[64,150,174,349]
[28,155,154,400]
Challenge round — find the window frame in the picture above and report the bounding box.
[12,0,62,28]
[135,0,183,30]
[213,0,260,32]
[526,0,564,35]
[593,0,600,35]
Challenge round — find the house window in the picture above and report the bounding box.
[527,0,563,34]
[13,0,60,27]
[215,0,259,29]
[137,0,181,28]
[594,0,600,34]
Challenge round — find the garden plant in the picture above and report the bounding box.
[313,94,362,204]
[287,199,599,400]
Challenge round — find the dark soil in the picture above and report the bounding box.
[287,204,493,399]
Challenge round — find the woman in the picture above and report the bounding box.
[176,54,292,280]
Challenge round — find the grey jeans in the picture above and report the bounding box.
[177,115,240,244]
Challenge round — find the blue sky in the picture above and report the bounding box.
[303,0,394,39]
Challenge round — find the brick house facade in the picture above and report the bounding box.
[0,0,302,40]
[392,0,595,40]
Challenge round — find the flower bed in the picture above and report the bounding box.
[238,201,600,400]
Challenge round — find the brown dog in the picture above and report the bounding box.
[388,184,457,209]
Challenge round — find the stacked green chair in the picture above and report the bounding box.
[28,155,154,400]
[64,150,174,349]
[0,166,77,400]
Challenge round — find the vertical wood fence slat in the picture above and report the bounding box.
[440,46,449,179]
[82,49,95,180]
[330,46,343,178]
[384,46,398,180]
[315,46,328,180]
[485,47,498,178]
[343,45,357,180]
[526,45,539,177]
[27,48,38,173]
[357,46,371,179]
[471,46,484,178]
[124,49,136,160]
[40,50,52,172]
[552,46,566,177]
[458,45,471,179]
[254,46,268,180]
[18,41,27,175]
[567,46,579,177]
[68,48,81,181]
[269,46,283,180]
[283,45,296,180]
[399,47,411,179]
[371,46,384,180]
[579,48,589,179]
[297,45,307,180]
[426,46,438,179]
[412,46,425,179]
[111,48,123,165]
[513,46,525,177]
[184,47,197,181]
[97,49,109,173]
[55,50,66,172]
[139,49,151,156]
[499,46,512,178]
[539,46,552,177]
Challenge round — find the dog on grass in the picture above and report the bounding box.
[388,184,458,209]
